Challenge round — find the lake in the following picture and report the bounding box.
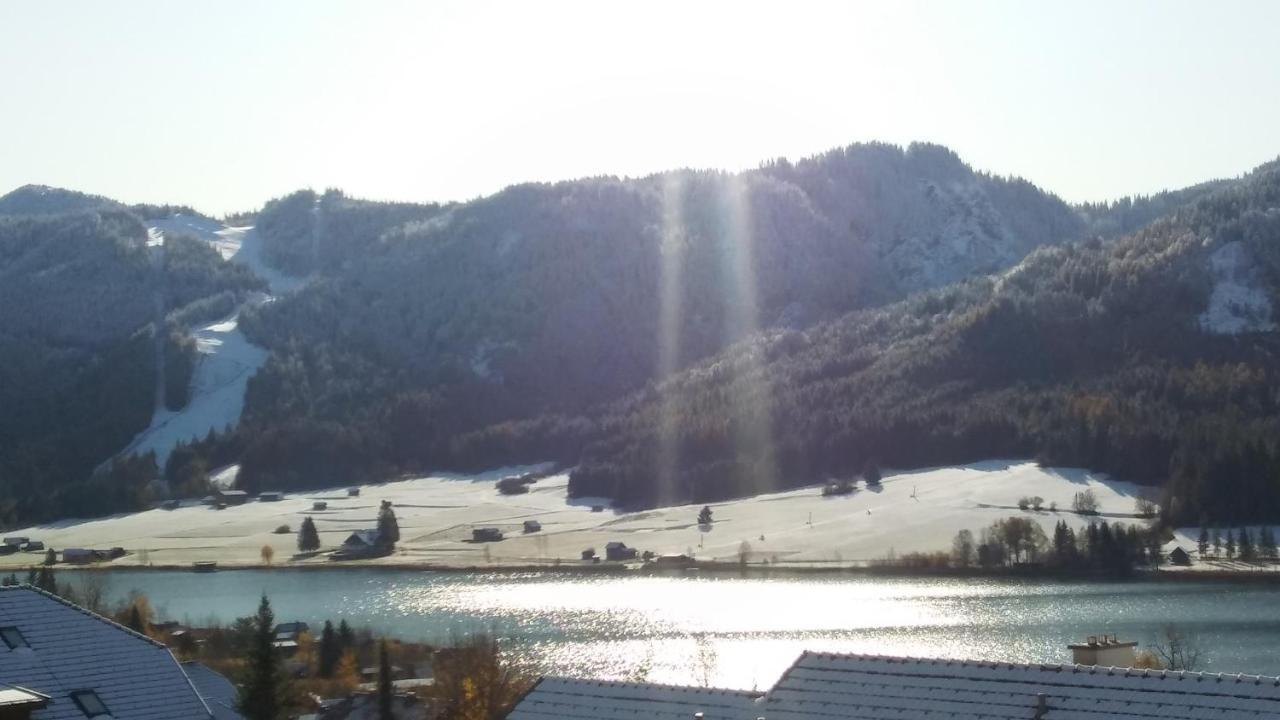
[99,569,1279,689]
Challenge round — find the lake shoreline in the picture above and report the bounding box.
[32,557,1280,584]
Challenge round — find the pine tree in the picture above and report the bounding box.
[1226,530,1236,559]
[338,619,355,655]
[697,506,713,526]
[318,620,338,678]
[377,639,394,720]
[298,517,320,553]
[36,566,56,594]
[1239,528,1255,562]
[863,459,882,487]
[237,595,289,720]
[377,502,400,547]
[1263,527,1278,562]
[1212,527,1222,557]
[1197,528,1209,558]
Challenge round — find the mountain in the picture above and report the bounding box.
[0,199,263,525]
[229,143,1093,492]
[565,159,1280,523]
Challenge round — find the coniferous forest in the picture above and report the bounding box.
[3,145,1280,528]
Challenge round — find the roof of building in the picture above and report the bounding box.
[762,652,1280,719]
[181,662,242,720]
[0,684,49,709]
[0,585,212,720]
[506,677,762,720]
[343,530,380,546]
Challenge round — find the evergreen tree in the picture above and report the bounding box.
[1212,527,1222,557]
[376,501,400,547]
[697,506,713,525]
[1226,530,1236,559]
[318,620,338,678]
[298,517,320,553]
[237,595,289,720]
[1263,527,1278,562]
[1239,528,1255,562]
[1197,528,1209,558]
[377,639,394,720]
[863,459,882,487]
[36,566,56,594]
[338,619,355,655]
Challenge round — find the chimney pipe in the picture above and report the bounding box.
[1034,693,1049,719]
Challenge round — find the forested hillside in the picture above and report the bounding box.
[567,160,1280,523]
[0,203,263,526]
[230,143,1089,489]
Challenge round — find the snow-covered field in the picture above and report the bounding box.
[1,460,1157,570]
[116,216,304,466]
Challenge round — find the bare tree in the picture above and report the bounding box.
[1150,624,1203,671]
[77,568,112,616]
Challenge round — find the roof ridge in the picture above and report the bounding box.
[538,676,762,696]
[1,584,169,650]
[799,651,1280,685]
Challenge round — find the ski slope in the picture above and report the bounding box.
[1,461,1157,570]
[117,215,302,467]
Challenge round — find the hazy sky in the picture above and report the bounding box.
[4,0,1279,215]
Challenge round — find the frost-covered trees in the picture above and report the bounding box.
[1072,490,1100,515]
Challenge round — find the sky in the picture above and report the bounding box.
[3,0,1279,215]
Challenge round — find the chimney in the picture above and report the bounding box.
[1033,693,1049,719]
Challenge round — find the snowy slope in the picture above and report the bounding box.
[117,215,303,467]
[1198,241,1276,334]
[0,460,1153,569]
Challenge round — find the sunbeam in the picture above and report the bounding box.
[719,173,779,498]
[655,172,687,506]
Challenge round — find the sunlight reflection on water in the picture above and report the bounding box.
[107,570,1277,689]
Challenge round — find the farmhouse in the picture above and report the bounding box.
[605,541,637,561]
[258,491,284,502]
[472,527,504,542]
[215,489,248,506]
[340,530,382,555]
[523,520,542,533]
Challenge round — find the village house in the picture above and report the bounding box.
[604,541,637,561]
[215,489,249,506]
[0,585,241,719]
[61,548,99,565]
[1170,546,1193,566]
[522,520,542,533]
[336,530,384,559]
[472,528,503,542]
[258,491,284,502]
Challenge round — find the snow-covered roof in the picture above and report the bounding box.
[0,585,212,720]
[181,662,242,720]
[763,652,1280,719]
[344,530,380,546]
[507,677,763,719]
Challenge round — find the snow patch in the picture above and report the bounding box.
[118,312,267,466]
[1198,241,1276,334]
[115,217,307,468]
